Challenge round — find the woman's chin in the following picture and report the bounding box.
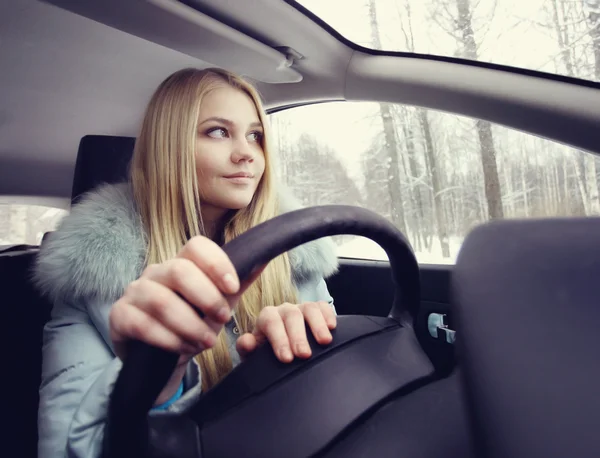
[220,194,254,211]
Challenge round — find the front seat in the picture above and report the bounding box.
[454,218,600,458]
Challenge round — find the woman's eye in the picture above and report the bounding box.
[207,127,228,139]
[247,131,263,142]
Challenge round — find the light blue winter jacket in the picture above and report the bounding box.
[33,182,339,458]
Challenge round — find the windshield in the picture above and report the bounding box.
[295,0,600,83]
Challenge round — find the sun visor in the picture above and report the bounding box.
[40,0,303,84]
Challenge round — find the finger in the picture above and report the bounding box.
[302,302,333,345]
[256,306,293,363]
[142,259,231,328]
[123,278,218,349]
[318,300,337,329]
[178,236,240,295]
[236,333,258,361]
[282,306,311,359]
[110,301,213,358]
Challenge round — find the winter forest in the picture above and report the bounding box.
[270,0,600,263]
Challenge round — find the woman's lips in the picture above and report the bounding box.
[223,173,254,184]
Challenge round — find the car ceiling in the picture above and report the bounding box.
[0,0,352,200]
[2,0,600,202]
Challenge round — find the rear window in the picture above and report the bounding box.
[0,199,68,247]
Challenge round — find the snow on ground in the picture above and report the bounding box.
[335,235,464,265]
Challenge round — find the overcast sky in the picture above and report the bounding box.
[297,0,563,73]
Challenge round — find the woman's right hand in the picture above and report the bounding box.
[108,236,242,404]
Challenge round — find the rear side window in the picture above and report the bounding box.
[0,199,68,247]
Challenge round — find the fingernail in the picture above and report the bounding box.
[223,273,239,294]
[297,343,311,355]
[217,307,231,322]
[319,330,332,342]
[278,347,293,361]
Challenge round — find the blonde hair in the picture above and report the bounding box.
[130,68,298,390]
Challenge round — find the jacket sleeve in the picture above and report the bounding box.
[297,277,336,314]
[38,298,202,458]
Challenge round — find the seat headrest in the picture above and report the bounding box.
[71,135,136,204]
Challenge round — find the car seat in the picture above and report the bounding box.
[4,135,136,457]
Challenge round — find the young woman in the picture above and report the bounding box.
[34,67,339,457]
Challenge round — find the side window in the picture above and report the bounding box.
[269,102,600,264]
[0,199,68,247]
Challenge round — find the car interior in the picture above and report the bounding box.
[2,0,600,457]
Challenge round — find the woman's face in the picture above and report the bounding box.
[195,85,266,221]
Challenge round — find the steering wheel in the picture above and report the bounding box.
[102,205,426,458]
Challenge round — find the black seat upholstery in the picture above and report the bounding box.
[71,135,136,203]
[4,135,137,457]
[454,218,600,458]
[3,245,53,458]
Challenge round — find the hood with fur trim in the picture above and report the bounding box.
[33,182,338,305]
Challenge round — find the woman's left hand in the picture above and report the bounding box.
[236,301,337,362]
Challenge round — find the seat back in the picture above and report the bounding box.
[2,245,52,458]
[71,135,135,203]
[3,135,136,457]
[454,218,600,458]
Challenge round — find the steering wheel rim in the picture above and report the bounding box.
[102,204,420,458]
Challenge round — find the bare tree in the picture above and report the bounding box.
[368,0,408,235]
[419,109,451,257]
[551,0,577,76]
[458,0,503,219]
[548,0,600,215]
[283,133,362,209]
[583,0,600,209]
[585,0,600,81]
[272,115,291,185]
[396,0,451,256]
[396,106,428,252]
[430,0,504,220]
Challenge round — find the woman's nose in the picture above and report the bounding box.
[231,138,254,163]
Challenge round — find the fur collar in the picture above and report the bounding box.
[33,182,338,304]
